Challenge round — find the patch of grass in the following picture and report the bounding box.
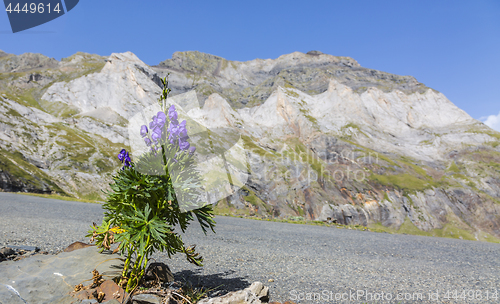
[39,99,80,118]
[484,140,500,148]
[419,139,433,145]
[215,214,500,243]
[297,99,319,127]
[213,198,252,217]
[284,138,328,178]
[0,150,66,194]
[3,90,43,111]
[76,191,104,202]
[6,108,22,118]
[398,156,429,178]
[446,161,460,173]
[45,123,124,172]
[241,135,278,159]
[467,127,500,140]
[12,192,99,204]
[369,217,500,243]
[397,217,433,236]
[369,173,432,192]
[284,87,299,98]
[383,191,392,202]
[241,186,265,207]
[340,123,368,139]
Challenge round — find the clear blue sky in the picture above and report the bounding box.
[1,0,499,127]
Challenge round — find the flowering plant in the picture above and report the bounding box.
[87,77,215,293]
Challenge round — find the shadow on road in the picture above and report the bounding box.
[174,269,251,295]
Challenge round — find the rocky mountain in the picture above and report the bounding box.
[1,49,499,241]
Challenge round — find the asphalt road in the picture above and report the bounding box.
[1,192,499,303]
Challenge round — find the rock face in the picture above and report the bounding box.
[0,52,58,73]
[0,50,499,239]
[155,51,428,108]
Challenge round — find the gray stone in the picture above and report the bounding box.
[132,294,163,304]
[144,262,174,283]
[247,282,269,302]
[0,246,122,304]
[0,247,15,257]
[198,288,261,304]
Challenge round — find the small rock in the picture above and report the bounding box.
[132,293,163,304]
[268,279,274,283]
[64,241,94,252]
[97,280,127,302]
[0,247,15,257]
[306,50,323,56]
[10,245,40,252]
[248,282,269,302]
[72,279,127,302]
[198,288,261,304]
[144,262,174,283]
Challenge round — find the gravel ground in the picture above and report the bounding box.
[1,192,500,303]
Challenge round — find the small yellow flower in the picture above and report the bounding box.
[110,226,126,234]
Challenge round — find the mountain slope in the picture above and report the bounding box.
[0,50,499,240]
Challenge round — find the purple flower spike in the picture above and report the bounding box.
[168,133,176,145]
[169,111,178,121]
[168,104,176,114]
[144,137,152,146]
[168,123,180,137]
[179,127,188,140]
[189,146,196,155]
[151,128,162,143]
[157,111,167,126]
[179,138,190,151]
[118,149,132,169]
[118,149,127,162]
[140,125,148,137]
[168,105,178,121]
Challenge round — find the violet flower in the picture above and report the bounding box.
[140,125,148,138]
[118,149,127,162]
[151,127,162,143]
[157,111,167,126]
[118,149,132,169]
[168,105,177,119]
[179,138,190,151]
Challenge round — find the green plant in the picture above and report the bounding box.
[87,77,216,293]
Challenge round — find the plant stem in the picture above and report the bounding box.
[121,244,134,280]
[126,253,142,293]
